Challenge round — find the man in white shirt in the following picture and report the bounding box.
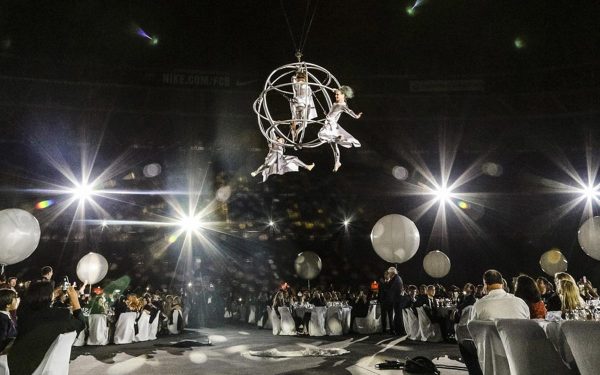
[459,269,529,375]
[469,269,529,321]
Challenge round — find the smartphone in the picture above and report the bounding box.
[62,276,70,291]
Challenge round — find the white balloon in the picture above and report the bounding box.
[539,249,568,277]
[294,251,322,280]
[76,252,109,284]
[142,163,162,178]
[0,208,41,265]
[370,214,420,264]
[216,186,232,202]
[578,216,600,261]
[423,250,451,278]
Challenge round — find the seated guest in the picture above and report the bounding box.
[578,277,599,300]
[514,275,547,319]
[300,290,326,334]
[349,290,369,333]
[406,285,418,307]
[0,288,18,353]
[536,276,556,307]
[551,272,583,313]
[461,270,529,375]
[474,284,485,299]
[557,279,585,318]
[454,283,476,323]
[8,281,85,375]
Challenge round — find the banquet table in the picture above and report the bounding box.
[293,305,352,334]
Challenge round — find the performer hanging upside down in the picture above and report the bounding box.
[251,130,315,182]
[290,70,317,141]
[318,85,362,172]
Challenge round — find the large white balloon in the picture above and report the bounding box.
[76,252,109,284]
[578,216,600,261]
[370,214,420,264]
[0,208,41,265]
[294,251,322,280]
[539,249,568,277]
[423,250,451,278]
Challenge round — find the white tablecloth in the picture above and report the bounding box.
[294,306,352,334]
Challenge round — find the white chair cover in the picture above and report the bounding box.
[114,312,137,344]
[0,354,9,375]
[134,311,151,342]
[269,307,281,335]
[341,307,352,334]
[495,319,572,375]
[403,308,422,340]
[73,329,86,347]
[353,304,381,334]
[455,305,474,343]
[278,307,297,336]
[416,307,442,342]
[308,306,327,336]
[263,307,273,330]
[87,314,109,346]
[32,331,77,375]
[148,314,160,340]
[248,305,257,324]
[168,310,182,335]
[467,320,510,375]
[326,306,343,336]
[561,321,600,375]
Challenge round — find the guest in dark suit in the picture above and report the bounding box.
[413,284,429,311]
[455,283,476,323]
[387,267,405,335]
[8,281,85,375]
[379,271,392,333]
[0,288,18,353]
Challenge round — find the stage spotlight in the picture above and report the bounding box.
[434,184,453,203]
[101,220,108,227]
[268,220,275,226]
[580,184,599,200]
[406,6,415,16]
[343,219,350,226]
[150,37,159,46]
[179,215,202,233]
[70,182,94,201]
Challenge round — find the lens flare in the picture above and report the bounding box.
[35,199,55,209]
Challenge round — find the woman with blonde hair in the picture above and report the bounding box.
[318,85,363,172]
[554,272,585,316]
[558,279,585,316]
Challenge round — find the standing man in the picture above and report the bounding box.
[387,267,405,336]
[379,271,392,333]
[40,266,55,288]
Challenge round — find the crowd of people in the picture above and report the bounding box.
[1,262,598,374]
[0,266,186,375]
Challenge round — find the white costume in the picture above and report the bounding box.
[251,136,313,182]
[290,75,317,140]
[318,102,361,171]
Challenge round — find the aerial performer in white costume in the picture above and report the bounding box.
[251,130,315,182]
[318,85,362,172]
[289,70,317,141]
